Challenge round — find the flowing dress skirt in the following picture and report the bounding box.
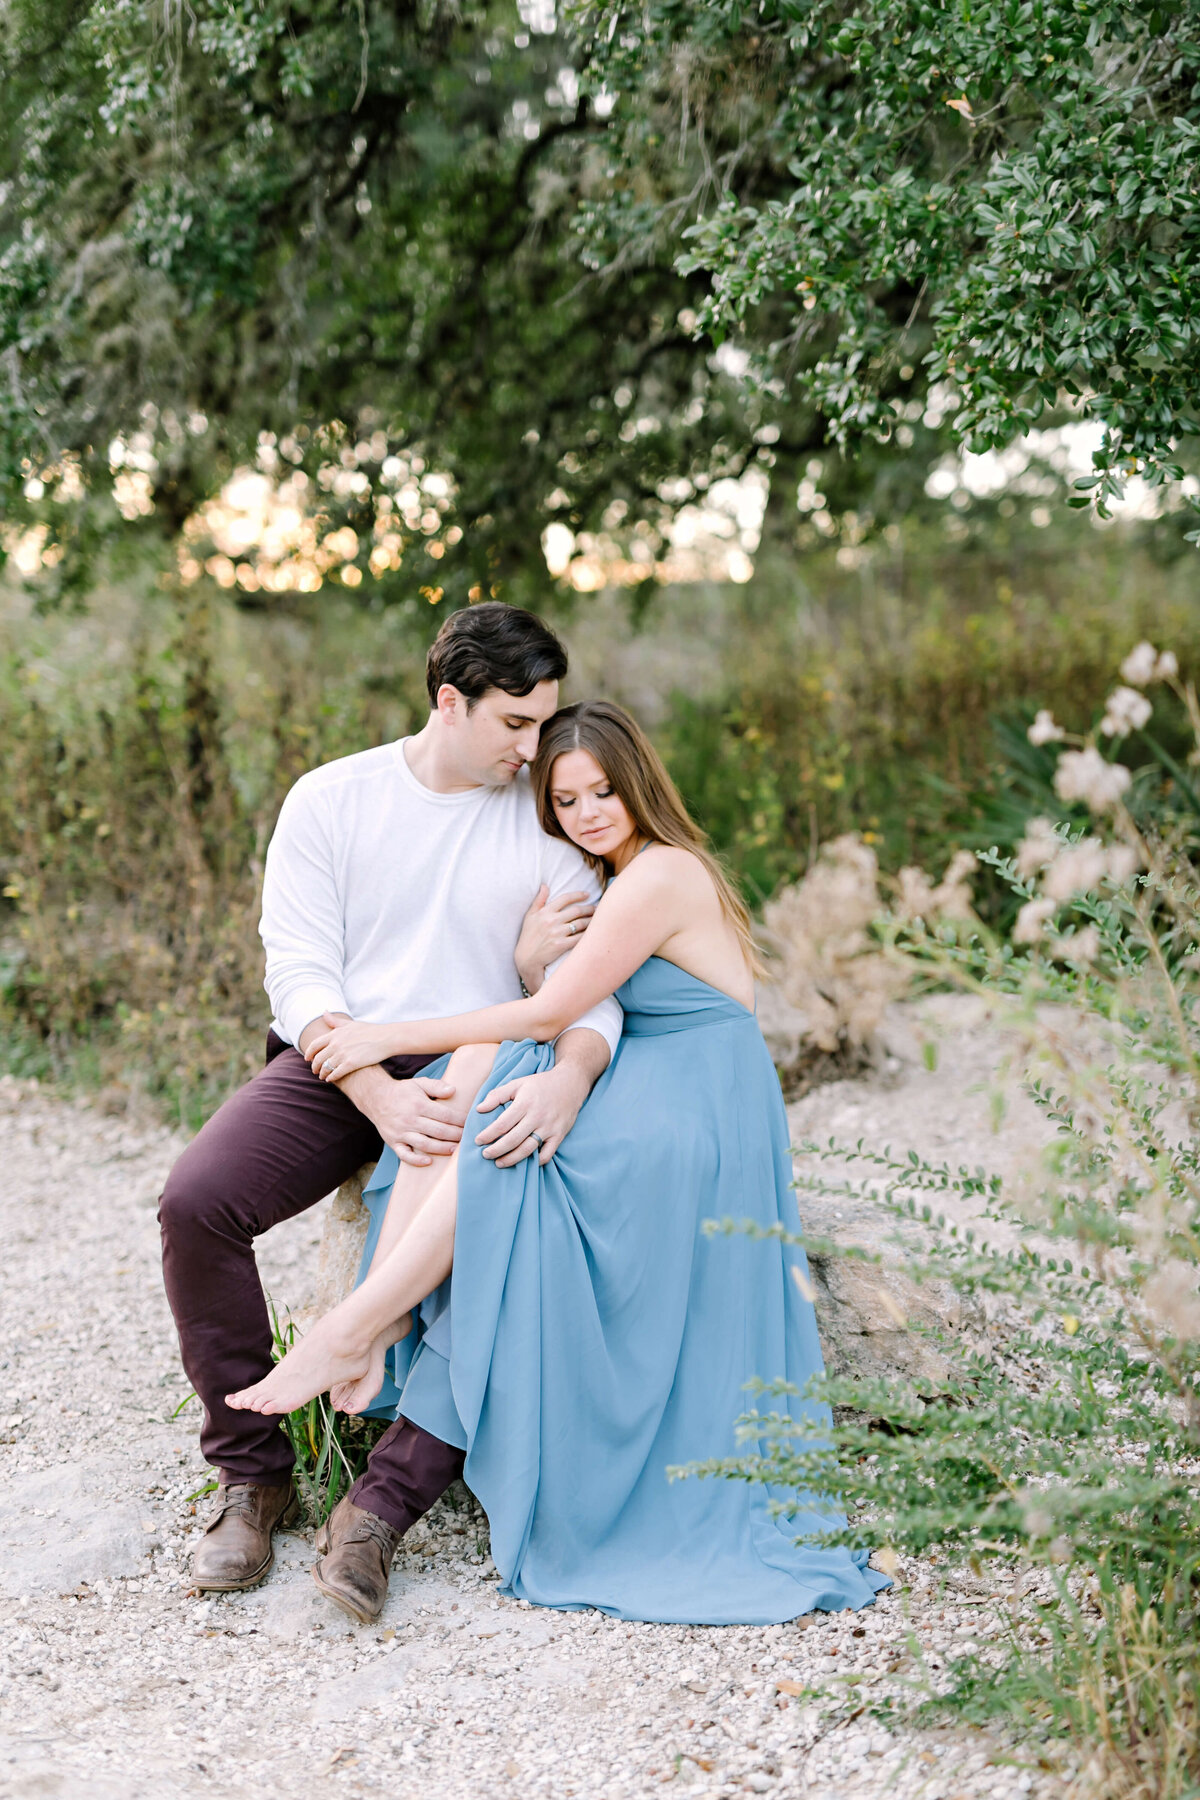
[356,956,887,1624]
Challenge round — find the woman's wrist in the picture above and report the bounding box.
[516,963,544,996]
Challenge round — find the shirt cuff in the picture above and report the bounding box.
[273,985,351,1049]
[556,996,622,1061]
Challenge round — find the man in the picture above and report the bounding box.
[159,603,618,1621]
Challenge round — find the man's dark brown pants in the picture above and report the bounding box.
[158,1032,464,1535]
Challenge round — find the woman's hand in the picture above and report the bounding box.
[305,1015,403,1083]
[474,1061,591,1166]
[514,883,594,993]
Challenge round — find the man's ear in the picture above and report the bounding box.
[435,683,464,724]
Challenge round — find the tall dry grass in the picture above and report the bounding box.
[2,518,1197,1125]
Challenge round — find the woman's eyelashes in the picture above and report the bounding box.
[554,787,613,811]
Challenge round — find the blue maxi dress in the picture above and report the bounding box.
[355,956,887,1624]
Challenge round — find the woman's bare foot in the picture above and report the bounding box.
[329,1314,413,1415]
[225,1314,374,1416]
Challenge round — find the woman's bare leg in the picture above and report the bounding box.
[226,1044,499,1418]
[337,1044,500,1379]
[361,1042,500,1265]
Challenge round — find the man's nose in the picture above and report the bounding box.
[514,727,540,764]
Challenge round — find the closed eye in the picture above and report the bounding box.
[552,788,613,806]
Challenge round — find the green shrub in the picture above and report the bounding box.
[694,641,1200,1796]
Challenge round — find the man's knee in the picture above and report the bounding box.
[158,1143,243,1242]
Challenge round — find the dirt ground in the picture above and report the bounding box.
[0,998,1070,1800]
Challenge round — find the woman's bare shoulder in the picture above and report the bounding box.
[624,843,718,897]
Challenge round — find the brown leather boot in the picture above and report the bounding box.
[311,1497,402,1625]
[190,1480,299,1592]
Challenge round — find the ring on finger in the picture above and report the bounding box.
[531,1132,544,1149]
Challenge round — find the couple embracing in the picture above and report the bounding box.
[160,602,886,1627]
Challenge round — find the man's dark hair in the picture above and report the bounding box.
[425,602,568,707]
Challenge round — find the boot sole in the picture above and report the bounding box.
[311,1559,382,1626]
[190,1491,300,1592]
[191,1546,275,1593]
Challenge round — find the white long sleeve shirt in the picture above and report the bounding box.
[259,738,621,1059]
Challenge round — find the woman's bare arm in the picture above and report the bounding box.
[305,850,690,1079]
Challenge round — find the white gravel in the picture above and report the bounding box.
[0,1005,1071,1800]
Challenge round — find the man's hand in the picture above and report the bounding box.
[298,1010,463,1168]
[475,1061,590,1168]
[340,1065,465,1167]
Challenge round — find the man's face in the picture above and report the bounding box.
[441,679,560,786]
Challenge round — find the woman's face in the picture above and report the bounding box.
[548,748,637,863]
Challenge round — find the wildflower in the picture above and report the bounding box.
[1043,838,1109,901]
[1100,685,1152,738]
[895,866,936,922]
[1119,641,1159,686]
[1048,924,1101,964]
[1028,709,1065,747]
[1155,649,1178,680]
[935,850,977,920]
[1054,747,1131,813]
[1014,898,1056,944]
[1015,817,1060,878]
[1105,844,1139,886]
[897,849,977,923]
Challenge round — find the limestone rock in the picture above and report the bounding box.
[806,1245,970,1393]
[304,1162,376,1321]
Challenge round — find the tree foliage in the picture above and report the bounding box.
[3,0,1195,606]
[575,0,1200,518]
[0,0,777,601]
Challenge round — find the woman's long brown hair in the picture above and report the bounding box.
[531,699,763,976]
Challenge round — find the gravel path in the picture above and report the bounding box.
[0,1005,1069,1800]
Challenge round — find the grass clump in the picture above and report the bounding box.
[269,1308,388,1523]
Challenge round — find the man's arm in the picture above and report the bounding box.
[265,785,466,1168]
[472,1024,611,1168]
[298,1013,465,1169]
[260,781,351,1046]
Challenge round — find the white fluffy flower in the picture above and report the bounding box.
[1028,709,1065,747]
[1156,650,1178,680]
[1119,641,1159,686]
[1105,844,1140,886]
[1043,838,1109,902]
[1015,817,1061,878]
[1013,898,1056,944]
[1048,924,1101,965]
[1100,685,1152,738]
[1054,747,1132,813]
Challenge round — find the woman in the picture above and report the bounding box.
[228,701,886,1624]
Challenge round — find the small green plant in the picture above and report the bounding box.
[268,1306,387,1522]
